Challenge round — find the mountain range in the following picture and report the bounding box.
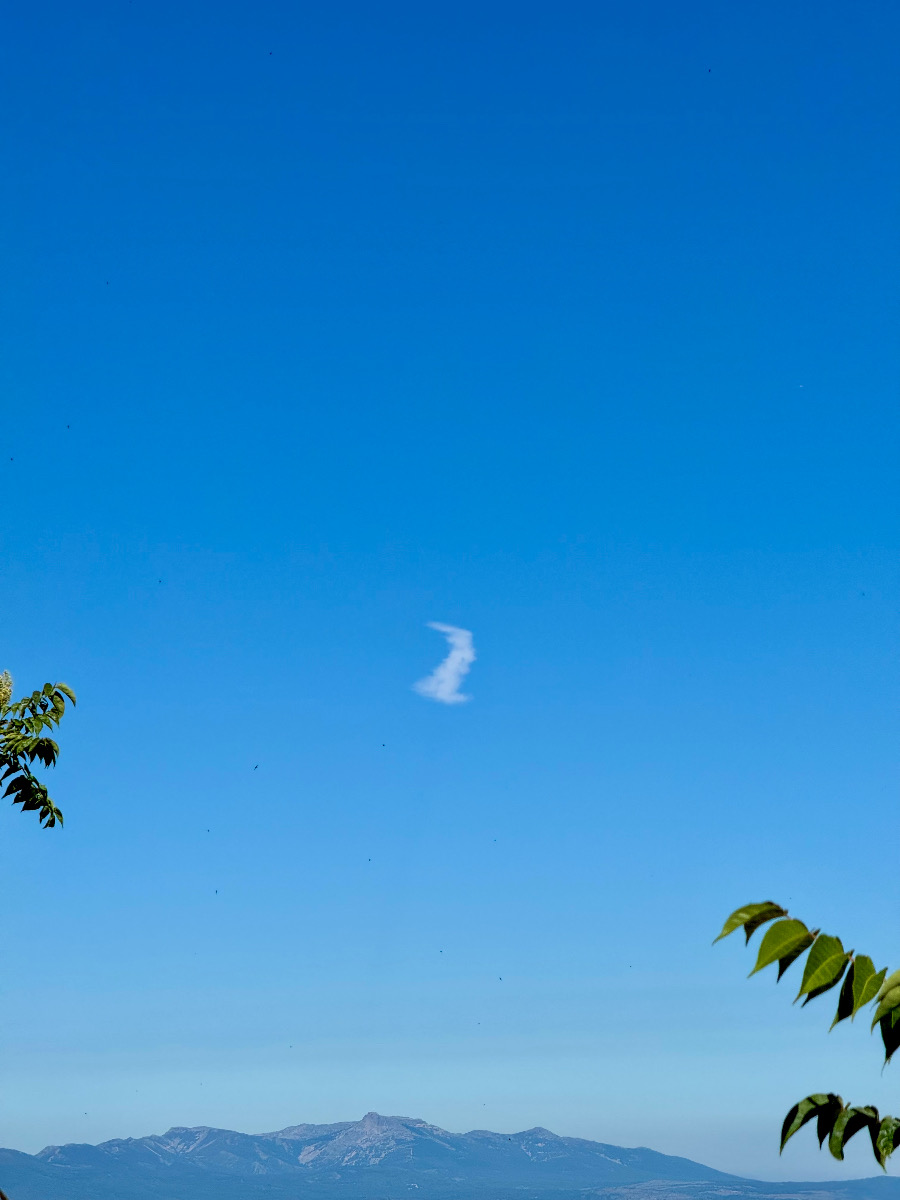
[1,1111,898,1200]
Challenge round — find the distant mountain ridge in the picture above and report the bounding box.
[1,1111,898,1200]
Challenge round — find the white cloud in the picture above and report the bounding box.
[413,622,476,705]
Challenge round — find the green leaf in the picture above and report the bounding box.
[750,920,813,976]
[714,902,787,944]
[777,931,817,980]
[871,987,900,1029]
[743,905,789,943]
[828,1106,880,1162]
[852,958,886,1017]
[803,963,850,1006]
[876,970,900,1002]
[875,1117,900,1168]
[796,935,850,1005]
[54,682,76,705]
[817,1098,845,1148]
[781,1094,842,1152]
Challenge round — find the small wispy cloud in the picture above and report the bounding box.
[413,622,476,705]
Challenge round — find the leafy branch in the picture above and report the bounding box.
[0,674,76,828]
[716,901,900,1168]
[0,672,77,1200]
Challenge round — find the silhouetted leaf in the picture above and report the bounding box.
[879,1010,900,1065]
[816,1096,845,1148]
[828,1106,880,1161]
[833,962,858,1029]
[781,1094,841,1152]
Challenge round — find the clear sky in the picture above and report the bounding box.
[2,0,898,1182]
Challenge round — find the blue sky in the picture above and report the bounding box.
[2,0,899,1181]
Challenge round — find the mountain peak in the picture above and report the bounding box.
[3,1112,773,1200]
[360,1111,402,1126]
